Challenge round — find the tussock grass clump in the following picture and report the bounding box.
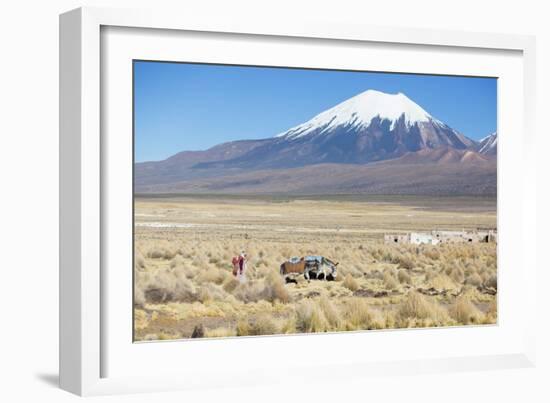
[222,276,240,293]
[383,269,399,290]
[170,254,185,269]
[146,241,177,260]
[343,274,360,292]
[365,269,384,280]
[263,272,291,303]
[205,327,237,338]
[135,266,198,304]
[319,295,342,329]
[280,317,297,333]
[236,320,250,336]
[342,298,377,330]
[232,281,266,303]
[448,295,482,325]
[397,291,450,325]
[295,299,329,333]
[396,254,415,270]
[197,283,229,303]
[465,273,483,287]
[135,250,146,270]
[250,315,278,335]
[397,270,412,284]
[429,274,457,290]
[197,267,228,285]
[248,315,279,336]
[449,267,465,284]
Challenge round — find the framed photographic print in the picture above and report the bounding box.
[60,7,537,396]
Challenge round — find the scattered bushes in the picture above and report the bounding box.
[134,236,497,340]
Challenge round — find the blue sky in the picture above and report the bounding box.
[134,61,497,162]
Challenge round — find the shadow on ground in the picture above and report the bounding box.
[35,373,59,388]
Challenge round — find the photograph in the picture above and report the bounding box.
[132,61,498,341]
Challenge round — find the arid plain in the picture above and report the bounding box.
[134,195,497,341]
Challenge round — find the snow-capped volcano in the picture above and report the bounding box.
[189,89,477,169]
[277,90,439,140]
[135,89,495,196]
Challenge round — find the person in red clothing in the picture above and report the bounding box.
[231,256,239,276]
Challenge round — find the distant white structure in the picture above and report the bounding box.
[410,232,440,245]
[384,229,497,245]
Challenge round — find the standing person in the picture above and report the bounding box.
[238,251,247,282]
[231,256,239,277]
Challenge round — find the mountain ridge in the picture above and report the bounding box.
[135,90,496,196]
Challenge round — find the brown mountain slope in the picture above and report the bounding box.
[135,149,496,196]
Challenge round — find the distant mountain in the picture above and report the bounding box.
[193,90,477,170]
[135,90,496,196]
[477,132,497,156]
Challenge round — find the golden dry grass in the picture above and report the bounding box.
[133,196,497,341]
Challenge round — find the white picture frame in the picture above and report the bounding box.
[59,6,537,396]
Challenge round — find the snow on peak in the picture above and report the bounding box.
[479,131,497,154]
[276,89,436,140]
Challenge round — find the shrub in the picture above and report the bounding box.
[343,274,359,292]
[319,295,342,329]
[295,299,329,333]
[449,267,465,284]
[232,281,266,303]
[236,320,250,336]
[222,276,240,293]
[262,272,291,303]
[146,242,177,260]
[170,254,185,269]
[197,283,229,303]
[397,270,412,284]
[197,267,227,285]
[383,270,399,290]
[135,266,198,303]
[249,315,279,335]
[134,286,145,306]
[448,296,482,324]
[342,298,376,330]
[205,327,236,338]
[465,273,483,287]
[135,250,146,270]
[398,291,449,325]
[429,274,457,290]
[280,317,297,334]
[396,254,415,270]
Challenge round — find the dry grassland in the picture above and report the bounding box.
[133,195,497,341]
